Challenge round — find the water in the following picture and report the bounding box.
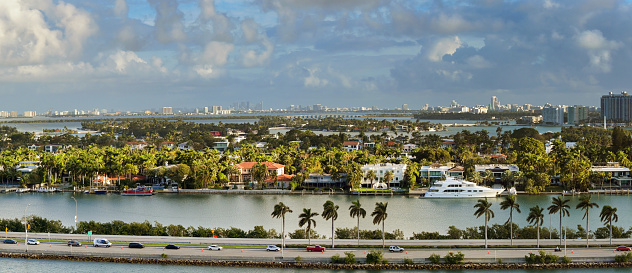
[1,193,630,237]
[1,257,630,272]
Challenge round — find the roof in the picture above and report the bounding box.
[441,141,455,145]
[234,162,285,170]
[343,141,360,146]
[480,154,507,158]
[266,174,295,181]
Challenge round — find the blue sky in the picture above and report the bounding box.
[1,0,631,112]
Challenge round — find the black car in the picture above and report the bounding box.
[3,239,17,244]
[68,240,82,247]
[128,242,145,248]
[165,244,180,250]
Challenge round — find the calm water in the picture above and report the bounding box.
[0,193,630,236]
[1,257,631,273]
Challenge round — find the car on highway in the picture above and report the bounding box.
[266,245,280,251]
[27,239,40,245]
[3,239,17,244]
[207,245,223,251]
[389,246,404,252]
[93,238,112,247]
[616,246,631,251]
[128,242,145,249]
[165,244,180,250]
[306,245,326,252]
[68,240,82,247]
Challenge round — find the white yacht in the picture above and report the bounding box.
[422,177,504,198]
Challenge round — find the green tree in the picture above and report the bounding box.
[383,170,394,189]
[252,163,270,188]
[298,208,319,245]
[547,197,570,246]
[271,202,293,249]
[500,195,521,246]
[599,205,618,245]
[322,200,339,248]
[526,205,544,248]
[371,202,388,249]
[364,170,376,187]
[349,200,366,245]
[576,195,599,248]
[473,198,494,248]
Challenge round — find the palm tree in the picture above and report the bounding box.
[547,196,570,245]
[349,200,366,245]
[473,198,494,248]
[599,205,619,245]
[364,170,376,187]
[500,195,521,246]
[271,202,293,249]
[322,200,339,248]
[526,205,544,248]
[383,170,394,189]
[298,208,319,245]
[371,202,388,248]
[576,195,599,248]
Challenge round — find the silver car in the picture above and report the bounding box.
[266,245,280,251]
[207,245,223,251]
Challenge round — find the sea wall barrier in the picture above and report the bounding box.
[0,251,629,270]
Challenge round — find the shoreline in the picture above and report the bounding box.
[2,252,632,270]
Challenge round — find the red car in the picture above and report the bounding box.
[306,245,326,252]
[616,246,631,251]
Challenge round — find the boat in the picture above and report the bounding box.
[121,186,154,196]
[421,177,504,198]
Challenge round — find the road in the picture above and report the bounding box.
[1,232,630,263]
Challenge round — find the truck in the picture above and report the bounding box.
[306,245,326,252]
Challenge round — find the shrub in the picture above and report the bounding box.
[561,256,571,264]
[428,253,441,264]
[330,254,341,264]
[161,253,168,259]
[497,258,503,264]
[444,252,465,264]
[344,251,356,264]
[366,250,384,264]
[403,257,414,265]
[294,256,303,263]
[525,250,558,264]
[615,252,632,263]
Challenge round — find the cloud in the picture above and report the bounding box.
[576,29,621,73]
[114,0,128,18]
[149,0,186,43]
[200,41,234,66]
[426,36,463,62]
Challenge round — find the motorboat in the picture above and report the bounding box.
[121,186,154,196]
[421,177,504,198]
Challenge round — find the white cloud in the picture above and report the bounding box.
[576,29,621,73]
[114,0,129,18]
[200,41,234,66]
[427,36,463,62]
[149,0,186,43]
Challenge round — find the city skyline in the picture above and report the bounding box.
[1,1,632,111]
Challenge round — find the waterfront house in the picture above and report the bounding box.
[590,162,632,189]
[125,142,148,150]
[45,144,64,153]
[343,141,362,151]
[360,163,406,189]
[233,162,285,183]
[475,164,520,183]
[440,140,456,150]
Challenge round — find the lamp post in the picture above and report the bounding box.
[24,204,30,252]
[71,196,78,230]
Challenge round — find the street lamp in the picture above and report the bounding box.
[71,196,78,230]
[24,204,30,252]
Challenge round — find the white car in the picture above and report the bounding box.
[27,239,40,245]
[389,246,404,252]
[207,245,223,251]
[266,245,280,251]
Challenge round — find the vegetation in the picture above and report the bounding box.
[371,202,388,248]
[298,208,319,245]
[473,198,494,248]
[344,251,356,264]
[525,250,559,264]
[615,252,632,263]
[271,202,292,248]
[348,200,366,245]
[499,195,520,246]
[599,205,619,245]
[526,206,545,248]
[428,253,441,264]
[576,195,599,248]
[444,252,465,264]
[548,197,570,245]
[321,200,339,248]
[365,250,384,264]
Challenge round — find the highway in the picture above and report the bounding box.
[1,232,630,263]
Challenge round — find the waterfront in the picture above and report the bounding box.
[2,257,632,273]
[1,193,631,237]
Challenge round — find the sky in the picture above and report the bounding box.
[1,0,632,112]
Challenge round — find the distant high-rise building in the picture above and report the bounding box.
[10,111,17,117]
[23,111,37,117]
[601,91,632,122]
[204,107,209,113]
[402,104,409,110]
[542,106,564,125]
[491,96,500,111]
[313,104,323,111]
[163,107,173,115]
[212,106,222,114]
[568,105,588,125]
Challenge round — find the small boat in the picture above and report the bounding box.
[121,186,154,196]
[91,190,108,194]
[421,177,504,198]
[16,188,30,193]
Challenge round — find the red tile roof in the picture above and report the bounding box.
[343,141,360,146]
[266,174,295,181]
[234,162,285,170]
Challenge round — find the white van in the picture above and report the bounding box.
[93,238,112,247]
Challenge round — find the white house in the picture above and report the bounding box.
[360,163,406,189]
[343,141,362,151]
